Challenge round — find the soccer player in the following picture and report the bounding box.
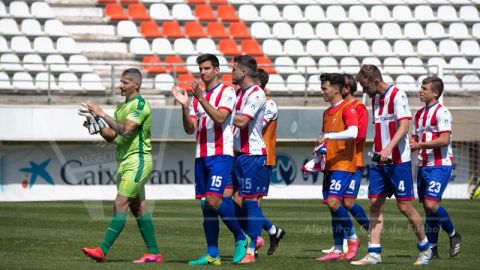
[316,73,360,262]
[82,68,162,264]
[255,69,285,256]
[171,54,249,266]
[410,76,461,259]
[231,55,269,264]
[322,74,370,254]
[351,65,432,265]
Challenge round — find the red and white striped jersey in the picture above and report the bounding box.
[233,84,267,155]
[189,83,237,158]
[263,99,278,128]
[413,103,453,166]
[372,85,412,164]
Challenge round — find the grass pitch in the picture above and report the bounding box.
[0,199,478,270]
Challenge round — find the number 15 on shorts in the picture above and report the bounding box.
[211,176,222,187]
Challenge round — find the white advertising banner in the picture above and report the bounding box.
[0,143,471,201]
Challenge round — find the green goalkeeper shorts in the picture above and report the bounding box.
[116,156,152,198]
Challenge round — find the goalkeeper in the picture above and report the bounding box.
[80,68,162,264]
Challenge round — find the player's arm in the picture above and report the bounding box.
[191,81,231,125]
[411,108,451,150]
[356,103,368,142]
[318,106,358,143]
[172,85,197,135]
[99,126,117,143]
[234,90,266,129]
[86,102,140,139]
[262,100,278,130]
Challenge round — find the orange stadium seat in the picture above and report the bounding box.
[98,0,116,4]
[187,0,206,4]
[140,21,162,38]
[162,21,184,38]
[121,0,139,3]
[210,0,228,4]
[241,39,262,56]
[185,21,206,38]
[218,5,239,22]
[195,5,216,21]
[255,56,276,74]
[230,22,250,39]
[207,22,228,38]
[221,73,232,85]
[128,4,150,20]
[143,55,166,73]
[105,3,129,20]
[177,73,195,91]
[165,56,188,74]
[219,39,240,56]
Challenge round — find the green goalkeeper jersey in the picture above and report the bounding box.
[113,95,152,162]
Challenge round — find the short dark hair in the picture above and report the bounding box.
[355,64,383,83]
[343,73,357,95]
[122,68,142,91]
[255,68,269,89]
[196,54,219,68]
[422,76,444,98]
[320,73,344,91]
[233,55,257,77]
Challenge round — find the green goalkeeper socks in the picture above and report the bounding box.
[136,213,160,254]
[99,211,127,255]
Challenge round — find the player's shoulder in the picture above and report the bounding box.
[134,96,151,112]
[436,104,451,117]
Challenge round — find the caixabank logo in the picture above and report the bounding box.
[19,159,55,189]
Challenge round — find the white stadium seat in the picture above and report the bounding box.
[315,23,338,39]
[267,74,288,91]
[283,5,304,22]
[427,57,447,73]
[23,54,47,72]
[414,5,436,22]
[185,56,198,73]
[472,23,480,39]
[0,72,13,90]
[275,56,298,74]
[46,54,70,72]
[294,23,316,39]
[372,40,395,57]
[287,74,306,92]
[459,6,479,22]
[307,75,320,91]
[0,53,23,72]
[0,2,6,18]
[404,57,427,75]
[261,5,282,22]
[448,57,470,72]
[439,40,461,57]
[35,72,59,90]
[362,57,382,67]
[284,39,307,56]
[348,6,370,22]
[460,40,480,57]
[328,40,349,57]
[396,74,416,92]
[117,21,141,38]
[34,36,57,54]
[272,22,294,39]
[326,6,348,22]
[155,73,174,90]
[69,55,93,73]
[152,38,174,55]
[262,39,284,56]
[21,19,44,36]
[349,40,373,57]
[296,56,319,75]
[238,5,259,22]
[57,37,82,54]
[196,38,219,55]
[129,38,152,55]
[318,57,340,73]
[171,4,195,21]
[426,23,448,39]
[442,75,461,93]
[305,5,326,22]
[371,5,394,22]
[251,22,273,39]
[383,57,405,75]
[417,40,439,57]
[81,73,105,91]
[448,23,470,40]
[0,36,10,53]
[13,72,37,90]
[173,38,197,55]
[44,20,68,37]
[339,57,360,74]
[9,1,31,18]
[394,40,416,57]
[305,40,328,56]
[404,23,425,40]
[382,23,404,40]
[360,23,382,39]
[11,36,34,53]
[392,6,415,22]
[338,23,361,39]
[0,18,21,35]
[461,75,480,91]
[437,6,460,22]
[149,4,172,20]
[58,72,83,91]
[31,2,54,19]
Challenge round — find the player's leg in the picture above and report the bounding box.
[344,168,370,232]
[352,165,388,265]
[422,166,460,257]
[390,162,431,265]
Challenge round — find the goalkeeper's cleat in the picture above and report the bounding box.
[188,254,221,266]
[470,182,480,199]
[267,227,285,255]
[351,253,382,265]
[82,246,105,262]
[238,253,255,264]
[449,233,461,257]
[232,235,250,264]
[413,249,432,265]
[133,253,163,264]
[316,251,346,261]
[345,239,360,261]
[431,246,440,259]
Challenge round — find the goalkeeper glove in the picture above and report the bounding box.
[78,107,100,135]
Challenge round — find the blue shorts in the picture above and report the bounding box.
[417,166,452,202]
[234,154,270,198]
[322,170,355,203]
[344,168,364,199]
[195,155,234,199]
[369,161,414,201]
